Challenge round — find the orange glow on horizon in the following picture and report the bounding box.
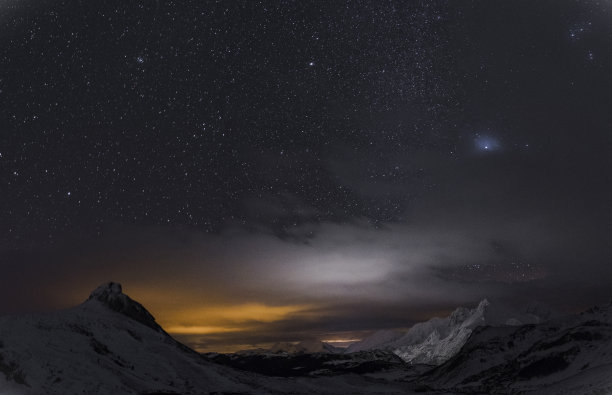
[143,302,313,337]
[164,325,248,335]
[321,339,362,344]
[170,303,314,324]
[159,303,313,335]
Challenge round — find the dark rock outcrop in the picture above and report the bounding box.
[87,282,163,333]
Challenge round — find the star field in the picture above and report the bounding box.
[2,0,612,275]
[2,1,466,245]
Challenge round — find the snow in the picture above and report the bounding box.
[347,298,548,365]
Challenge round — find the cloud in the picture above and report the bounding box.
[2,157,611,351]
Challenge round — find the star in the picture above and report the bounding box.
[474,134,501,153]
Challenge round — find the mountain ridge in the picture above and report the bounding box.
[346,298,550,365]
[2,282,612,394]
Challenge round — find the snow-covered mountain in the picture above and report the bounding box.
[0,282,414,394]
[0,282,261,395]
[418,303,612,393]
[237,339,343,355]
[346,299,548,365]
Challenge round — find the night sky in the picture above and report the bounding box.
[2,0,612,352]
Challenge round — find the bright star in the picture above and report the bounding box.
[474,134,501,153]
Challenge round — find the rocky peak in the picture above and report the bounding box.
[89,281,124,301]
[87,282,163,333]
[477,299,490,312]
[449,299,489,327]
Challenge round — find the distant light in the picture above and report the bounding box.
[474,134,501,153]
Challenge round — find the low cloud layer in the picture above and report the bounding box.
[2,189,610,351]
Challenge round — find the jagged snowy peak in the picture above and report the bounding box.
[392,299,491,365]
[346,299,489,355]
[347,299,547,365]
[418,302,612,393]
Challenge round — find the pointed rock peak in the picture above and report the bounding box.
[477,299,490,311]
[86,282,163,333]
[449,299,490,326]
[89,281,123,301]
